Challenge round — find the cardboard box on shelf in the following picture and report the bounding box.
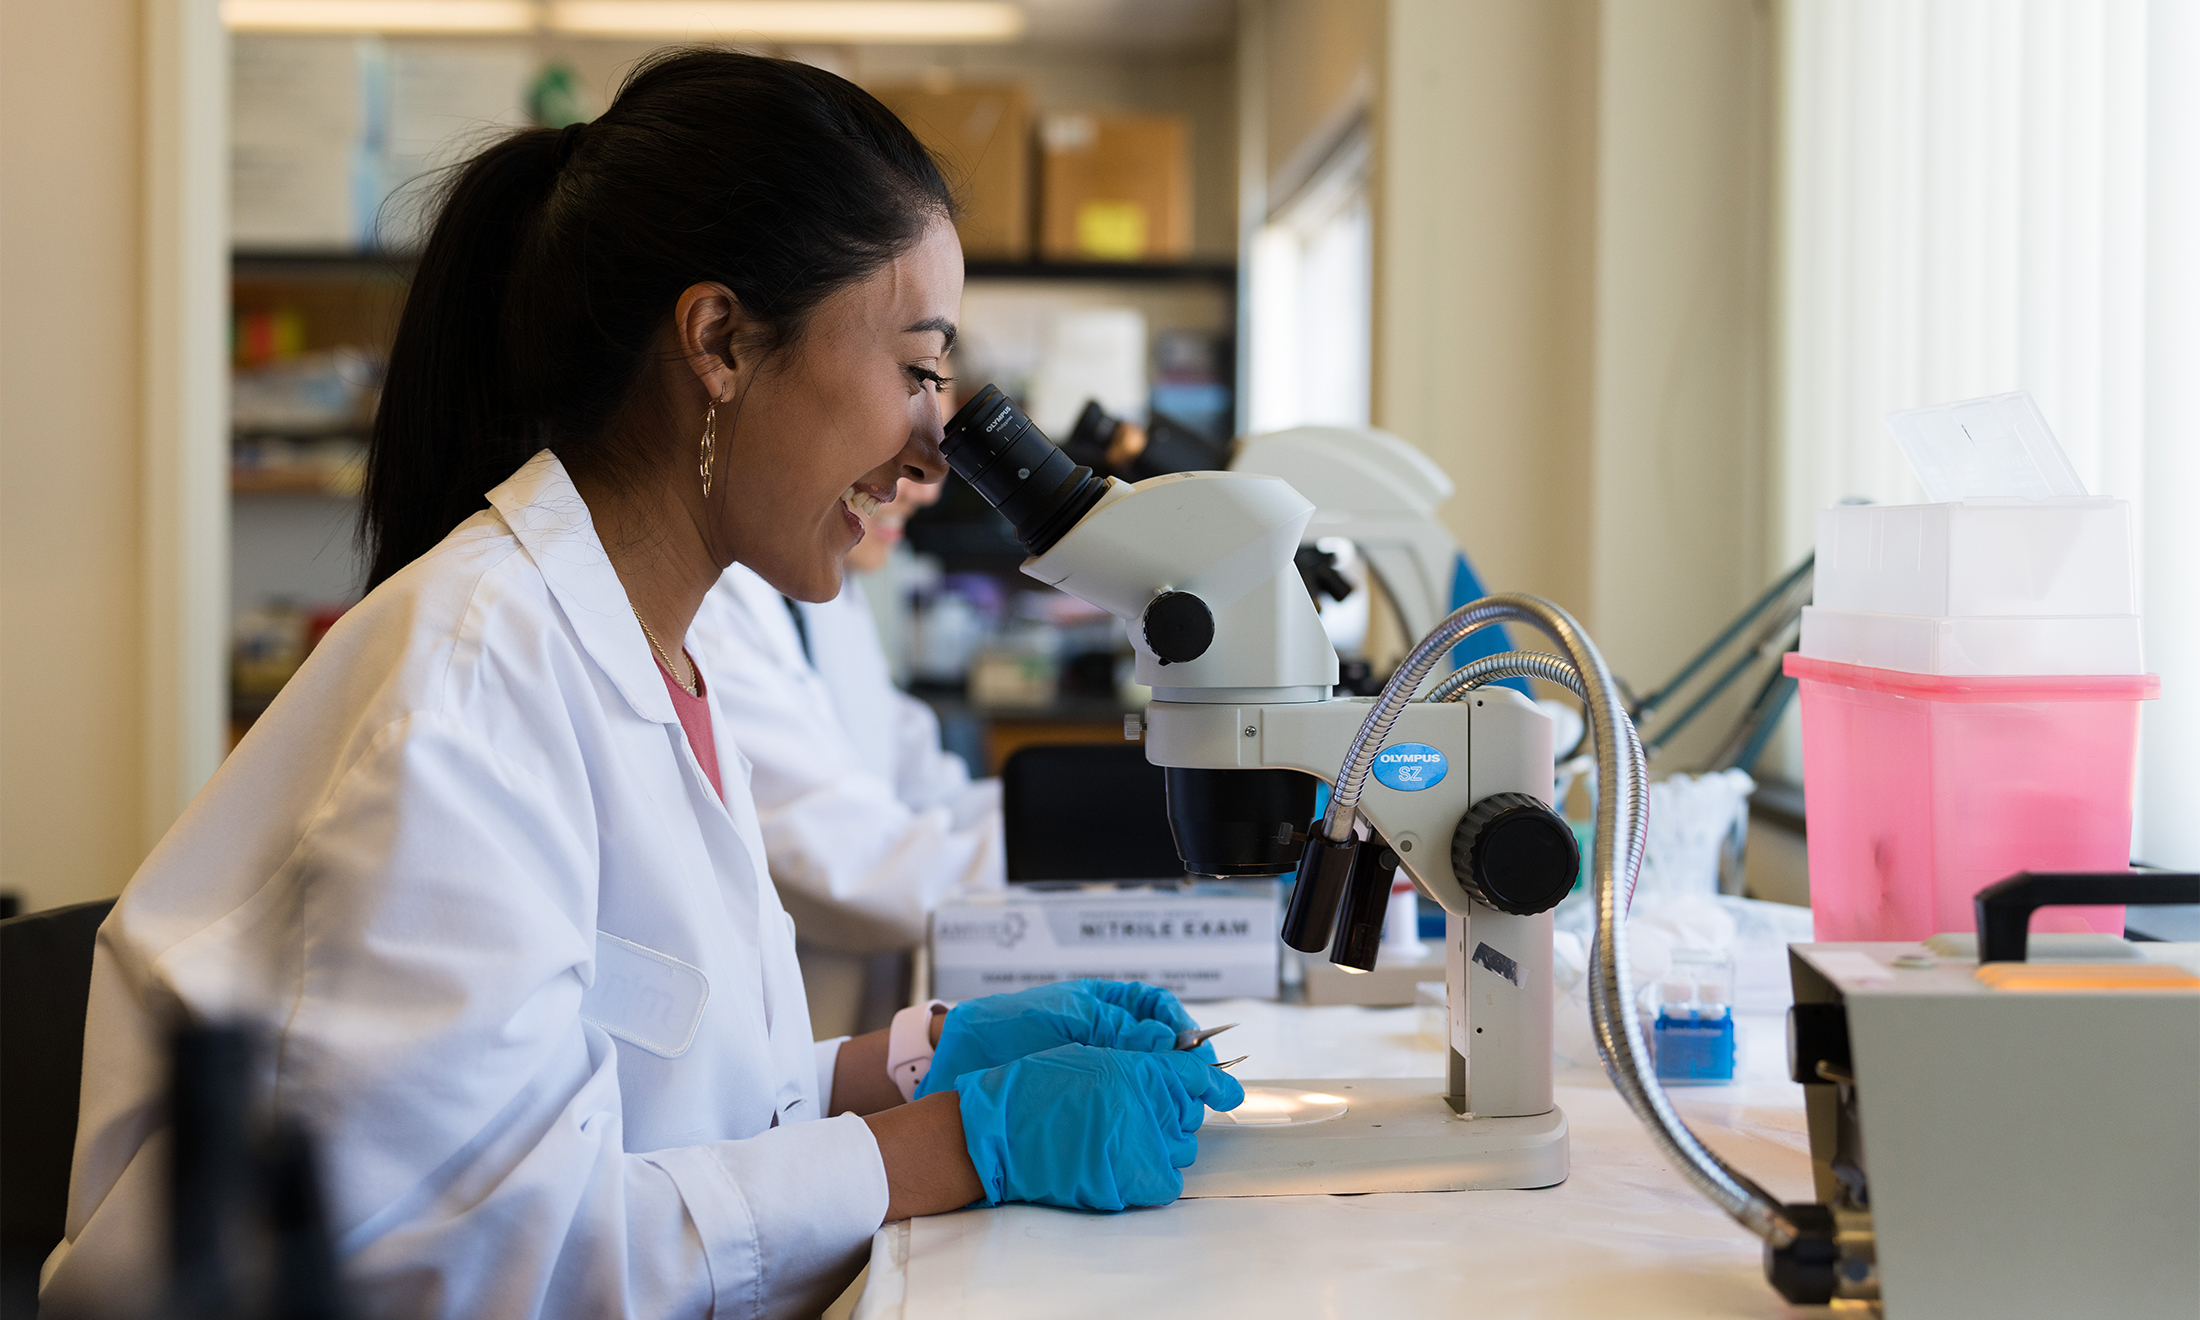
[1039,112,1191,262]
[872,83,1033,261]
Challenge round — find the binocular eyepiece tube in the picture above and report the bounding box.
[940,384,1330,892]
[940,385,1112,558]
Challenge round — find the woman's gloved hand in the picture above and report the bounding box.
[916,979,1211,1099]
[954,1043,1247,1211]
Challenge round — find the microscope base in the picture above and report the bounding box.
[1180,1079,1569,1197]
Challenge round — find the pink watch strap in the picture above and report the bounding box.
[887,1000,948,1102]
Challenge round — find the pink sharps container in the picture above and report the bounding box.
[1784,656,2158,942]
[1791,392,2161,943]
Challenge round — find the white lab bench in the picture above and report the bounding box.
[847,992,1816,1319]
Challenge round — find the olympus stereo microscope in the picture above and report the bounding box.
[941,386,1587,1193]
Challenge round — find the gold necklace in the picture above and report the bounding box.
[631,605,698,696]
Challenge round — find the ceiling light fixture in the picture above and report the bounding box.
[221,0,539,33]
[547,1,1026,43]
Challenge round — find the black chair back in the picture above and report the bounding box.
[1,898,115,1313]
[1000,743,1185,881]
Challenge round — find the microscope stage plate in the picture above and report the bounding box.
[1180,1078,1569,1197]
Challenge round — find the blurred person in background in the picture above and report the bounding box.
[691,467,1003,1035]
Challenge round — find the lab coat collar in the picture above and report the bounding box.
[488,449,676,726]
[718,564,810,672]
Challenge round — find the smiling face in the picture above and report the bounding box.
[694,216,963,602]
[845,473,945,573]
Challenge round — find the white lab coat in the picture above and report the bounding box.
[689,566,1002,955]
[802,575,981,816]
[42,452,888,1320]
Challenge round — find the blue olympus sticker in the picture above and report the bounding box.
[1370,742,1448,791]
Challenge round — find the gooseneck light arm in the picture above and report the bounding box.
[1427,649,1586,703]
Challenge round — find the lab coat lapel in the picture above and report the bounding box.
[487,454,779,1028]
[487,450,676,728]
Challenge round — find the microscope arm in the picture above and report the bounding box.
[1142,692,1557,1120]
[1142,693,1553,914]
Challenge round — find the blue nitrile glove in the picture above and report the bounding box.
[916,979,1210,1099]
[1084,979,1204,1044]
[954,1044,1248,1211]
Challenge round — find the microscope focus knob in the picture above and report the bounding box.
[1143,591,1214,665]
[1451,792,1580,915]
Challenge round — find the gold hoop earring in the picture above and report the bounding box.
[699,398,717,498]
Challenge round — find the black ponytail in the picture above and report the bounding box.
[361,49,953,590]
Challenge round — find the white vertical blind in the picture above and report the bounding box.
[2141,0,2200,872]
[1780,0,2198,867]
[1780,0,2146,532]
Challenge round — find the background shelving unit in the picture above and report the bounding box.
[224,249,1239,755]
[227,251,402,740]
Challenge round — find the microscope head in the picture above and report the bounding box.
[942,387,1334,877]
[943,386,1339,701]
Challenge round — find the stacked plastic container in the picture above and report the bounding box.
[1784,394,2160,942]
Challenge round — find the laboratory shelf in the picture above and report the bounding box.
[232,250,1238,288]
[232,248,416,274]
[231,469,360,498]
[963,258,1237,284]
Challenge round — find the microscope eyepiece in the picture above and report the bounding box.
[941,385,1112,557]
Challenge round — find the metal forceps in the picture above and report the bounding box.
[1175,1022,1245,1069]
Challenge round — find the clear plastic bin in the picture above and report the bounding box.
[1784,655,2159,942]
[1813,498,2135,617]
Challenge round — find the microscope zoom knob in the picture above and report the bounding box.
[1143,591,1215,665]
[1451,792,1580,916]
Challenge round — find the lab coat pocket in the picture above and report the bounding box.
[580,931,711,1058]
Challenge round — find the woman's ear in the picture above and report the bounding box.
[674,282,751,402]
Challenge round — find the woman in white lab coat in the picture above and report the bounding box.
[43,51,1235,1320]
[692,476,1003,962]
[798,478,984,821]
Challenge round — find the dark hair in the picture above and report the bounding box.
[361,49,953,590]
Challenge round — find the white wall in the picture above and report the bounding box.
[1585,2,1774,723]
[1,0,149,916]
[1376,0,1775,768]
[1374,0,1598,616]
[0,0,226,915]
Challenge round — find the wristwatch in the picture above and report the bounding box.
[887,1000,950,1102]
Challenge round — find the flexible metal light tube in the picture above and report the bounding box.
[1427,649,1587,703]
[1426,651,1648,889]
[1322,595,1802,1249]
[1430,649,1596,761]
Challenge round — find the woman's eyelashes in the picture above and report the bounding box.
[905,364,953,392]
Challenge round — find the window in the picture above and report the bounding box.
[1247,132,1372,434]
